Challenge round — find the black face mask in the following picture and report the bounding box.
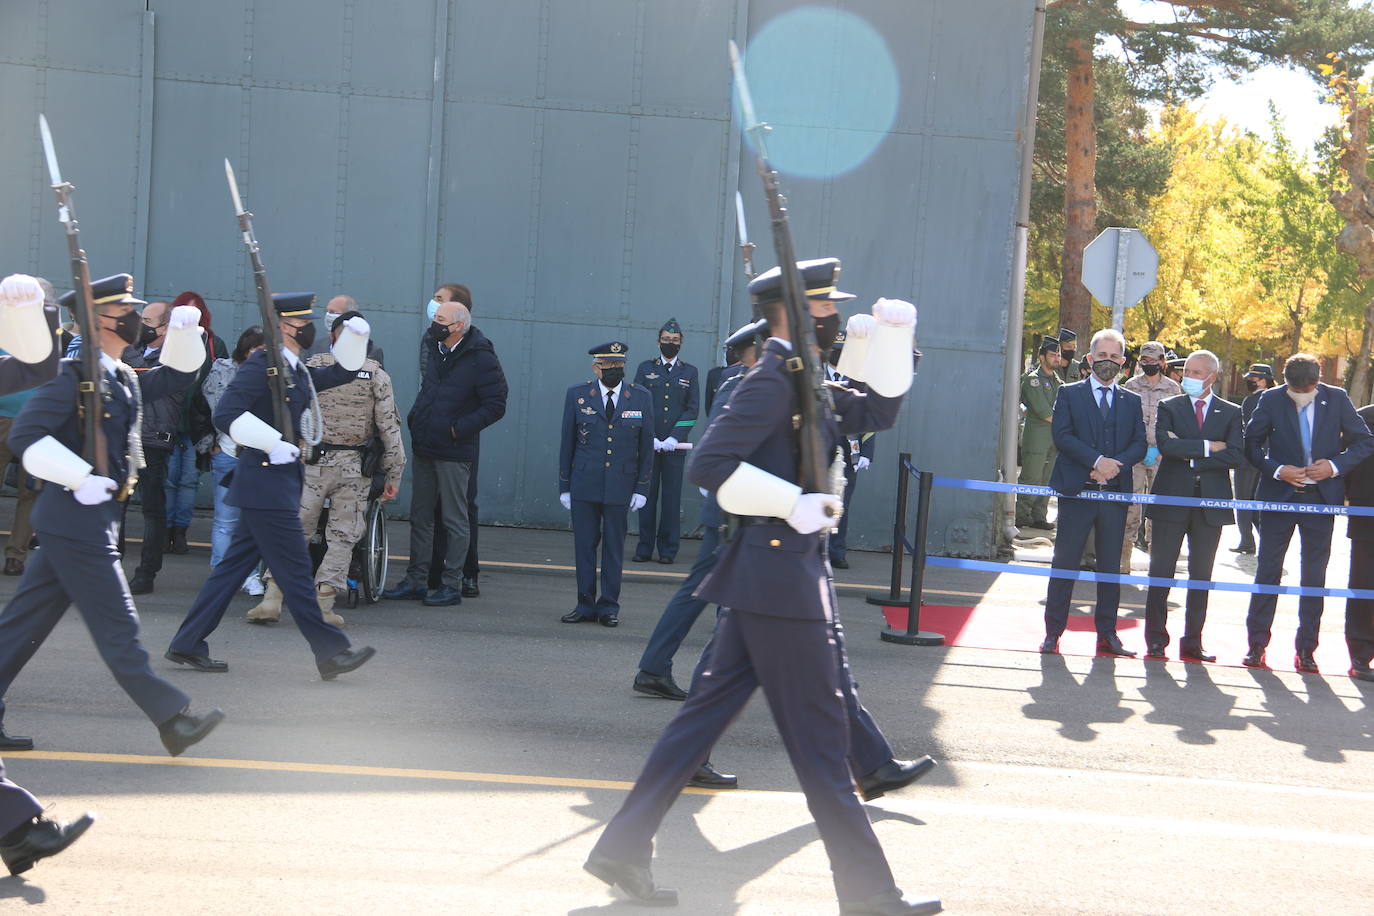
[427,321,451,342]
[813,313,841,352]
[599,366,625,388]
[659,342,680,360]
[1061,349,1076,363]
[137,322,160,348]
[107,311,142,346]
[290,322,316,350]
[1141,362,1161,376]
[1245,379,1260,393]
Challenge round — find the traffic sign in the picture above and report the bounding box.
[1081,228,1158,330]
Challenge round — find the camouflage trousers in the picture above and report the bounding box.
[300,463,371,592]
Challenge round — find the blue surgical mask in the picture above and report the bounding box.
[425,299,441,321]
[1180,376,1206,398]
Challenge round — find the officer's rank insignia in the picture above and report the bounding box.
[678,377,691,387]
[646,372,659,380]
[577,397,585,405]
[611,342,623,353]
[581,406,597,415]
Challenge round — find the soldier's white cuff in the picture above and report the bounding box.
[22,435,93,490]
[229,412,284,452]
[716,462,802,518]
[863,320,916,397]
[835,315,874,383]
[159,323,207,373]
[0,289,55,364]
[332,321,369,372]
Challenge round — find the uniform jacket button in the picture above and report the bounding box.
[769,539,781,547]
[604,462,611,468]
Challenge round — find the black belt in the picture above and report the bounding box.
[147,431,173,444]
[1293,484,1320,495]
[1080,482,1106,490]
[316,443,367,453]
[734,515,789,527]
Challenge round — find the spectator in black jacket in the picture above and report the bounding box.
[123,301,181,595]
[383,301,507,606]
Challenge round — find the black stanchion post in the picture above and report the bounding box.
[867,452,910,606]
[881,466,945,646]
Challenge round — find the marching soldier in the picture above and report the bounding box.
[247,309,405,626]
[1054,327,1078,382]
[825,328,876,568]
[1017,335,1062,530]
[631,318,698,564]
[167,293,376,679]
[559,341,654,626]
[0,274,222,756]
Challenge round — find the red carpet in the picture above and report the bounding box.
[878,603,1355,675]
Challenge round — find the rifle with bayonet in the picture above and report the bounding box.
[728,41,834,497]
[734,191,757,281]
[38,114,108,478]
[224,159,295,443]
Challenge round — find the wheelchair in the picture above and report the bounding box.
[307,473,389,608]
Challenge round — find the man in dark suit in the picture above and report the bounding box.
[1143,350,1243,661]
[584,263,940,915]
[1230,363,1275,554]
[1344,402,1374,682]
[1040,328,1148,657]
[558,341,654,627]
[1241,354,1374,672]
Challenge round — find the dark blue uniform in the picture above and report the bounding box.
[0,359,195,736]
[169,350,356,662]
[592,338,907,904]
[559,379,654,621]
[632,356,698,562]
[826,368,876,566]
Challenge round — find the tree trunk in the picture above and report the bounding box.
[1058,38,1096,339]
[1352,294,1374,406]
[1289,284,1306,354]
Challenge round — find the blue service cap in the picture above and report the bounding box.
[58,273,145,309]
[589,340,628,361]
[747,257,855,305]
[272,292,318,318]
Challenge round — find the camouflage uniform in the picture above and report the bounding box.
[1120,367,1181,571]
[300,354,405,592]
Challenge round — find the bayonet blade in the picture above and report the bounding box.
[727,40,760,134]
[735,191,749,246]
[224,158,246,216]
[38,114,63,188]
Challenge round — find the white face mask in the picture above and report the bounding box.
[1286,387,1317,408]
[426,299,442,321]
[325,312,342,330]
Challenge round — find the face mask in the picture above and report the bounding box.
[1091,358,1121,384]
[325,313,342,330]
[1061,349,1075,363]
[426,299,441,322]
[659,342,681,360]
[1286,387,1317,408]
[1245,380,1259,393]
[599,366,625,388]
[1180,376,1206,398]
[829,346,843,367]
[1141,362,1160,376]
[107,311,142,346]
[813,313,841,352]
[137,322,159,348]
[290,322,316,350]
[427,321,452,342]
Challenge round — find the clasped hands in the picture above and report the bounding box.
[1090,457,1122,484]
[1278,461,1334,485]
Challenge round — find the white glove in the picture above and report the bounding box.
[652,438,665,452]
[168,305,201,330]
[0,274,44,309]
[663,436,679,450]
[342,316,370,336]
[560,492,572,510]
[872,297,916,328]
[73,475,117,506]
[844,313,876,340]
[267,441,300,465]
[786,493,842,535]
[855,456,871,472]
[629,493,647,511]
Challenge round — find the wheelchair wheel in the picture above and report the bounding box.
[360,499,388,603]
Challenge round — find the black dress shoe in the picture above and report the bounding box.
[1348,664,1374,683]
[857,756,937,801]
[3,558,23,576]
[128,571,155,595]
[164,650,228,672]
[830,556,850,569]
[1242,647,1267,668]
[1230,544,1255,554]
[422,586,462,607]
[0,727,34,751]
[688,760,738,789]
[0,813,95,876]
[1179,647,1216,663]
[657,556,674,565]
[168,526,190,555]
[381,581,426,600]
[630,554,652,563]
[583,852,678,906]
[158,708,224,757]
[460,577,480,598]
[1097,634,1136,657]
[1294,650,1319,674]
[600,614,619,628]
[560,610,596,623]
[318,646,376,680]
[633,670,687,700]
[1144,643,1167,660]
[1039,637,1059,654]
[840,889,943,915]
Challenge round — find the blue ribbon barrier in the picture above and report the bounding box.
[932,475,1374,518]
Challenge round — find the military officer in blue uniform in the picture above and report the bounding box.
[585,259,941,916]
[826,327,876,568]
[0,273,223,761]
[167,293,376,679]
[559,341,654,626]
[631,318,698,564]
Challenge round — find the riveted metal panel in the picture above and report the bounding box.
[5,0,1036,557]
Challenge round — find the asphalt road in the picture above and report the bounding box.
[0,509,1370,915]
